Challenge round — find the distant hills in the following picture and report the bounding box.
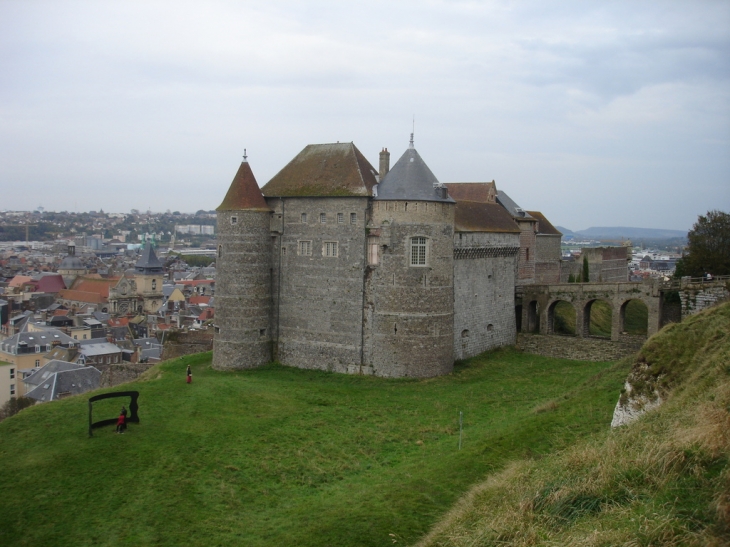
[556,226,687,240]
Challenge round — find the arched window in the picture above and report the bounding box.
[410,237,427,266]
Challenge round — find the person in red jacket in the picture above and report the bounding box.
[115,411,126,434]
[186,365,192,384]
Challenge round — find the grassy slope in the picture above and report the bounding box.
[0,350,627,547]
[416,302,730,547]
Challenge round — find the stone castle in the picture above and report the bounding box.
[213,137,565,377]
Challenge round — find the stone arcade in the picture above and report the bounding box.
[213,138,557,377]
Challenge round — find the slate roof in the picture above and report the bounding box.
[78,342,122,357]
[24,361,100,402]
[496,191,534,219]
[217,160,271,211]
[0,329,75,354]
[526,211,562,236]
[374,145,455,203]
[454,201,521,233]
[262,142,378,197]
[444,182,497,204]
[135,244,164,274]
[24,360,86,388]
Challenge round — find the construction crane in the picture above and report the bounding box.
[1,224,38,243]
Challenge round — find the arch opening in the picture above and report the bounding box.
[620,299,648,335]
[548,300,576,336]
[527,300,540,333]
[585,299,612,338]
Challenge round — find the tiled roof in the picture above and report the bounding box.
[9,275,32,288]
[58,289,106,304]
[444,182,496,204]
[375,146,455,203]
[69,276,120,298]
[262,143,378,197]
[188,295,211,305]
[217,160,271,211]
[526,211,562,236]
[454,201,521,233]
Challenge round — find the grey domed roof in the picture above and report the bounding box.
[374,144,454,203]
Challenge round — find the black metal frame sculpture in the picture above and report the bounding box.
[88,391,140,437]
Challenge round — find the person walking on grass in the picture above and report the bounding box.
[186,364,192,384]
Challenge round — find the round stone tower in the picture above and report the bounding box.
[213,155,273,370]
[366,136,455,377]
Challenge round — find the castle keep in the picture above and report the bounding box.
[213,138,559,377]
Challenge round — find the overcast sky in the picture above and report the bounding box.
[1,1,728,231]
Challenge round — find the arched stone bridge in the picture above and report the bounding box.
[518,282,663,340]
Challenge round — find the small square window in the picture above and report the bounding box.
[281,246,287,255]
[298,241,312,256]
[324,241,339,257]
[350,213,357,224]
[301,213,307,223]
[231,216,238,225]
[320,213,327,224]
[337,213,344,224]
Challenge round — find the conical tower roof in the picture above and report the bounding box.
[135,243,164,275]
[217,158,270,212]
[374,140,455,203]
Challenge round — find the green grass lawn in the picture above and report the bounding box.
[0,348,629,547]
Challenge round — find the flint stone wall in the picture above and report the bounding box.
[453,231,519,360]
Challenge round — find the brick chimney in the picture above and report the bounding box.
[379,148,390,180]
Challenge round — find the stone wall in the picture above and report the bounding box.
[213,209,272,370]
[517,333,644,361]
[516,218,536,285]
[453,231,519,360]
[680,285,730,318]
[163,330,214,360]
[97,363,154,388]
[534,234,561,284]
[364,200,455,377]
[269,196,369,373]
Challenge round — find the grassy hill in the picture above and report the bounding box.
[0,349,627,546]
[416,302,730,546]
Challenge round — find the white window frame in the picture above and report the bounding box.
[323,241,339,257]
[298,240,312,256]
[10,384,15,396]
[230,216,238,225]
[9,368,15,379]
[410,236,428,267]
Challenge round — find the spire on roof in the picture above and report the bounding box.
[217,157,270,211]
